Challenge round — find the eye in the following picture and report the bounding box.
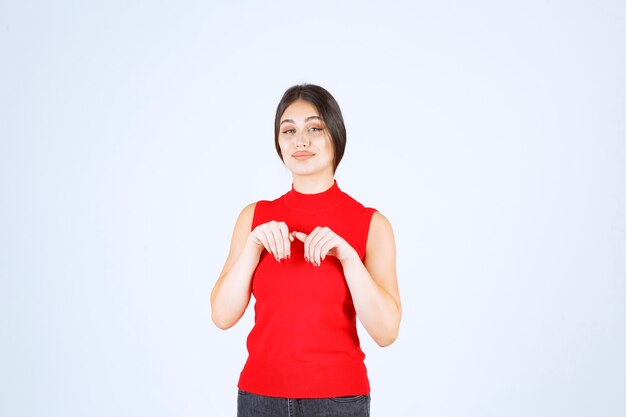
[309,127,324,132]
[281,128,295,134]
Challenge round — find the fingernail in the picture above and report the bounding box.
[305,256,309,263]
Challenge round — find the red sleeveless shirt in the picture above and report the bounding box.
[237,180,377,398]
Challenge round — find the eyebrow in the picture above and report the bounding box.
[280,115,323,125]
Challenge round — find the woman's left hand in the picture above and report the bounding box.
[292,227,358,266]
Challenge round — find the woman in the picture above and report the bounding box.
[211,84,401,417]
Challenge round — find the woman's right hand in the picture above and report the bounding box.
[248,221,294,262]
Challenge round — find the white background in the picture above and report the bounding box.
[1,1,625,416]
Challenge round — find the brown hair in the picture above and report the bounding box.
[274,84,347,174]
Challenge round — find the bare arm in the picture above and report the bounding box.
[210,203,294,330]
[293,211,401,346]
[342,212,401,346]
[210,203,261,329]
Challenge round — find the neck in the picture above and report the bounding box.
[292,174,335,194]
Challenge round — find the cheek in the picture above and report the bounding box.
[278,140,289,155]
[279,141,296,163]
[320,137,334,159]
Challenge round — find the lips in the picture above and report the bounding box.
[292,152,314,160]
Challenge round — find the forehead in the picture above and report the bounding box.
[280,100,320,122]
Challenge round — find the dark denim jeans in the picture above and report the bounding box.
[237,389,371,417]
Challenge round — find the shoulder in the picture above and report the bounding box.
[339,190,381,218]
[237,197,278,218]
[370,211,392,229]
[338,190,377,219]
[338,189,380,233]
[367,211,395,249]
[238,202,257,219]
[239,198,281,231]
[339,190,366,208]
[232,202,257,231]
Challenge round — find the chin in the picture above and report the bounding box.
[287,166,320,176]
[290,169,316,176]
[286,160,333,177]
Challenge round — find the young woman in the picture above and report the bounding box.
[211,84,401,417]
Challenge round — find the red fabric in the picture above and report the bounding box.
[237,180,377,398]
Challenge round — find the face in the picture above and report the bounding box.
[278,100,335,177]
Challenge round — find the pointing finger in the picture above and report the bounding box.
[293,231,307,242]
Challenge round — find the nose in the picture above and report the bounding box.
[295,130,309,148]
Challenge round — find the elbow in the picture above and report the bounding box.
[212,317,229,330]
[211,311,235,330]
[373,326,400,347]
[374,307,401,347]
[210,291,233,330]
[210,292,248,330]
[374,327,399,347]
[374,315,401,347]
[211,303,237,330]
